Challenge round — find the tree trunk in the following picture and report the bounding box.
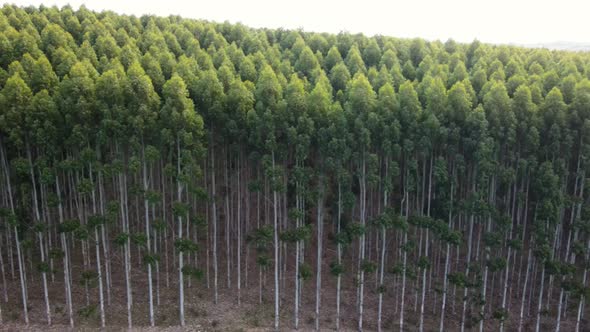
[272,151,280,331]
[177,139,185,326]
[535,263,546,332]
[419,156,433,332]
[119,161,133,329]
[400,177,409,331]
[143,145,155,327]
[56,175,73,327]
[358,153,366,331]
[518,248,532,332]
[237,154,242,305]
[336,180,342,331]
[439,175,453,332]
[315,177,323,331]
[211,138,219,305]
[575,238,589,332]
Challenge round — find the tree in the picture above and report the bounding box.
[324,46,342,71]
[346,72,376,331]
[0,73,31,325]
[345,44,366,76]
[295,46,319,79]
[161,74,203,326]
[1,6,590,331]
[127,61,160,326]
[254,64,283,330]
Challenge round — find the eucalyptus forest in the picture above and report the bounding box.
[0,4,590,331]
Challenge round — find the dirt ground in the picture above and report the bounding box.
[0,257,586,331]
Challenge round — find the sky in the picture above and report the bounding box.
[5,0,590,45]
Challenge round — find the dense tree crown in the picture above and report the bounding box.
[0,4,589,331]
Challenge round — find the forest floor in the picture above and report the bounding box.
[0,253,586,331]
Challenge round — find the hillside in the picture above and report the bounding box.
[0,4,589,331]
[520,41,590,51]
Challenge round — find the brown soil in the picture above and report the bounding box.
[0,254,586,331]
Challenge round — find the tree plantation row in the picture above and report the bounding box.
[0,4,590,331]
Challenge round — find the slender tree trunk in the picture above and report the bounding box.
[536,263,546,332]
[272,151,280,331]
[86,158,104,328]
[15,227,28,325]
[37,232,51,325]
[419,156,433,332]
[26,144,52,325]
[440,175,453,332]
[0,233,7,303]
[143,145,155,327]
[177,139,185,326]
[461,213,475,332]
[358,153,367,332]
[377,225,386,332]
[575,238,589,332]
[237,154,242,305]
[97,166,112,306]
[1,143,27,324]
[336,180,342,331]
[56,175,73,327]
[119,161,133,329]
[518,248,533,332]
[500,246,511,332]
[377,159,389,332]
[479,177,495,332]
[400,178,409,331]
[294,170,301,330]
[225,152,231,289]
[211,138,219,305]
[315,176,323,331]
[94,226,106,327]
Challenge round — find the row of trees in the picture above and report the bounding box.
[0,4,589,331]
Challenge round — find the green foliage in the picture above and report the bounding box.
[182,265,204,280]
[174,238,199,253]
[49,248,64,259]
[37,261,50,273]
[346,222,366,238]
[483,232,502,248]
[58,219,80,233]
[400,239,416,253]
[80,270,99,287]
[87,215,105,229]
[280,224,311,243]
[492,308,508,321]
[507,239,523,251]
[448,272,467,288]
[172,201,189,217]
[487,257,507,272]
[144,254,160,267]
[33,222,46,233]
[131,233,147,247]
[73,225,88,240]
[152,219,167,232]
[256,254,271,268]
[114,232,129,247]
[391,263,404,276]
[1,6,590,327]
[78,305,97,320]
[298,263,312,280]
[361,260,377,274]
[417,256,431,270]
[247,226,273,250]
[330,262,344,276]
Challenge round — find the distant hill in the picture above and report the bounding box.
[518,41,590,51]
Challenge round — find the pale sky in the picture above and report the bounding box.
[5,0,590,45]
